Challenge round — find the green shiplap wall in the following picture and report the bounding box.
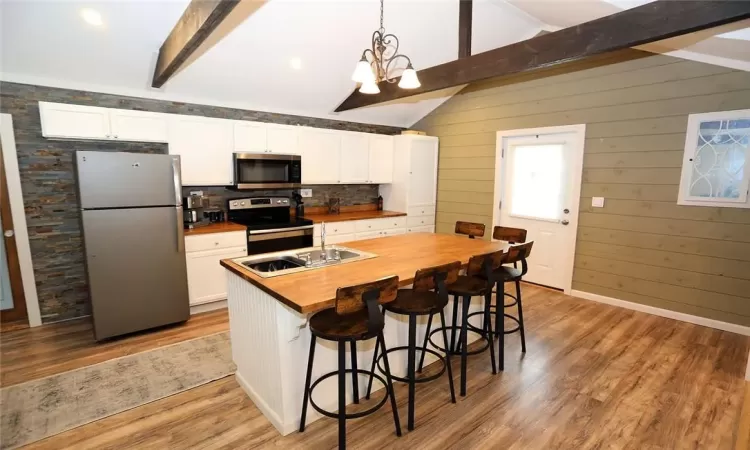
[415,53,750,327]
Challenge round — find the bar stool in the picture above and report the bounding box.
[365,261,460,431]
[469,227,527,356]
[299,276,402,449]
[425,250,506,396]
[491,242,534,371]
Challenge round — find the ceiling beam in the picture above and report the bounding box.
[335,0,750,112]
[459,0,472,58]
[152,0,241,88]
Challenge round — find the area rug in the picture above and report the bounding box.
[0,331,235,449]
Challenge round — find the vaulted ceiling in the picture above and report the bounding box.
[1,0,747,128]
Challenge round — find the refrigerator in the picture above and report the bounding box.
[75,151,189,341]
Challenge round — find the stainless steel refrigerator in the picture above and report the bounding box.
[75,151,189,341]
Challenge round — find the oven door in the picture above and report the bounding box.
[234,153,301,189]
[247,226,314,255]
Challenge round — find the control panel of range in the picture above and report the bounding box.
[228,197,291,210]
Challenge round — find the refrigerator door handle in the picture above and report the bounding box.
[171,156,182,207]
[175,206,184,253]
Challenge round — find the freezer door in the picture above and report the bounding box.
[76,151,182,209]
[81,206,189,340]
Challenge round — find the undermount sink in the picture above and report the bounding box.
[236,245,377,278]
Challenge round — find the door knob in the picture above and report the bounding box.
[4,230,14,238]
[561,220,569,226]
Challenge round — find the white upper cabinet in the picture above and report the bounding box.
[368,135,394,184]
[168,116,234,186]
[109,110,169,143]
[409,139,439,206]
[39,102,111,140]
[39,102,168,142]
[299,129,340,184]
[233,121,267,152]
[340,132,370,183]
[266,125,300,155]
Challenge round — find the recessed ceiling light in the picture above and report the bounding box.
[81,8,104,27]
[289,58,302,70]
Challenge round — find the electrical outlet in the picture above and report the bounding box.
[592,197,605,208]
[189,190,204,196]
[300,189,312,198]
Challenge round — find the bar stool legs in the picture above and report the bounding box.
[378,332,403,438]
[350,341,359,404]
[516,280,527,353]
[338,341,346,448]
[299,335,316,433]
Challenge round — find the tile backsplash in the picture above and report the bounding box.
[181,184,380,209]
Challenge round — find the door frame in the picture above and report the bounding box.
[492,124,586,295]
[0,114,42,326]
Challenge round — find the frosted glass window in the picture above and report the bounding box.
[688,119,749,200]
[509,144,564,221]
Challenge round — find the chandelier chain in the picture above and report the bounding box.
[379,0,384,33]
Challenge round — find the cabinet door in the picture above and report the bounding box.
[186,247,247,305]
[267,125,300,155]
[39,102,111,139]
[340,132,370,183]
[109,109,169,143]
[408,139,438,206]
[299,129,340,184]
[168,117,234,185]
[234,121,267,152]
[368,135,394,183]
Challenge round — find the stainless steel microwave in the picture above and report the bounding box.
[233,153,302,189]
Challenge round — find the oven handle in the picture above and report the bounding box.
[248,225,314,235]
[248,229,312,242]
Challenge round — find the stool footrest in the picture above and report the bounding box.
[428,325,490,356]
[467,310,522,335]
[309,368,389,420]
[375,346,447,384]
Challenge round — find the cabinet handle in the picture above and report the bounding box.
[113,134,118,139]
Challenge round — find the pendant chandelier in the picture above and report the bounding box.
[351,0,420,94]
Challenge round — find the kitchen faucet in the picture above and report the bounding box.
[320,221,326,257]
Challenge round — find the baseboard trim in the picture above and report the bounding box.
[570,289,750,337]
[190,300,227,315]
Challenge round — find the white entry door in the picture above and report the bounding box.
[493,125,585,292]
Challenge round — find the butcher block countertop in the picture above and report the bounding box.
[303,209,406,224]
[183,222,246,236]
[220,233,509,314]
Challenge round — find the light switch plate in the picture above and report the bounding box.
[300,189,312,198]
[189,190,204,196]
[592,197,605,208]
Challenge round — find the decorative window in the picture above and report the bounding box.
[678,109,750,208]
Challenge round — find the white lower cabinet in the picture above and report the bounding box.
[407,225,434,233]
[185,232,247,306]
[355,230,384,240]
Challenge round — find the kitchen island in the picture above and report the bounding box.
[220,233,508,435]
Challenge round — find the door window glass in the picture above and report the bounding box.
[509,143,565,221]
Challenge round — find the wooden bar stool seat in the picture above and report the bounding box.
[300,276,402,449]
[382,289,449,315]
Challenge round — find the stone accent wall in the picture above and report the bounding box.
[182,185,380,210]
[0,81,401,323]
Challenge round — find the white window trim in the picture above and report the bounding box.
[677,108,750,209]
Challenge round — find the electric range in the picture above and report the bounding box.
[227,197,314,256]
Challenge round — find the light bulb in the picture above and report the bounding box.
[359,80,381,94]
[352,58,376,84]
[398,65,420,89]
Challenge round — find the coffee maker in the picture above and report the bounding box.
[183,194,209,228]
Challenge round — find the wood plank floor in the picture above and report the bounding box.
[16,285,750,449]
[0,308,229,387]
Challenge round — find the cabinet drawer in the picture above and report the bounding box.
[408,225,434,233]
[355,217,407,232]
[382,228,406,237]
[327,233,357,244]
[185,231,247,253]
[407,215,435,227]
[355,230,383,240]
[314,221,357,236]
[408,205,435,217]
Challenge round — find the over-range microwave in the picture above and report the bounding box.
[233,153,302,189]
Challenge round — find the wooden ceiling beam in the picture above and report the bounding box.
[458,0,472,58]
[152,0,241,88]
[335,0,750,112]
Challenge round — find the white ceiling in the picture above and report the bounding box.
[0,0,543,127]
[1,0,747,128]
